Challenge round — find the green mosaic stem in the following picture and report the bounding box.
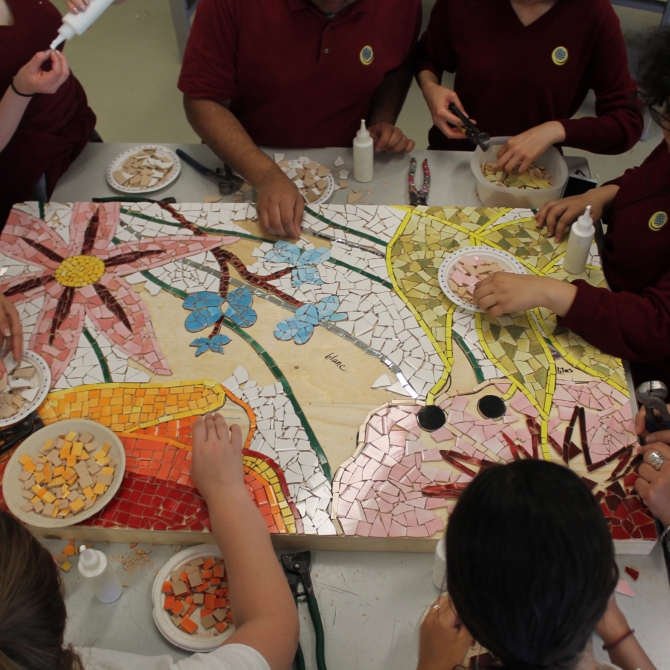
[329,258,393,289]
[138,269,332,481]
[38,201,45,220]
[304,206,388,247]
[221,317,332,481]
[453,332,485,383]
[82,327,112,383]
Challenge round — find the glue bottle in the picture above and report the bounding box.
[77,545,123,603]
[353,119,374,183]
[563,205,594,275]
[50,0,117,50]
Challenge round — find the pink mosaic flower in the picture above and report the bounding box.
[0,203,238,383]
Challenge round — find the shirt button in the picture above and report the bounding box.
[324,48,329,54]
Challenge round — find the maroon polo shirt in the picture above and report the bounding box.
[178,0,421,148]
[560,141,670,388]
[0,0,95,218]
[417,0,643,153]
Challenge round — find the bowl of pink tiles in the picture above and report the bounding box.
[438,247,526,313]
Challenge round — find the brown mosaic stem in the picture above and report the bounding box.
[209,316,224,339]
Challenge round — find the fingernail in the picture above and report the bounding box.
[2,329,10,338]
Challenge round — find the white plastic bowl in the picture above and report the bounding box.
[471,136,568,209]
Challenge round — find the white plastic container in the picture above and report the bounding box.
[432,537,447,590]
[353,120,374,183]
[50,0,117,49]
[471,136,568,209]
[77,545,123,603]
[563,205,594,275]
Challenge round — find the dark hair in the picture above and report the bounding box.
[0,510,83,670]
[446,461,618,670]
[636,26,670,108]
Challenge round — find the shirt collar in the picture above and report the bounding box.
[287,0,372,15]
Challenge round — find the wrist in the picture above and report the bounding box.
[253,161,287,188]
[10,78,37,97]
[541,278,577,317]
[543,120,566,144]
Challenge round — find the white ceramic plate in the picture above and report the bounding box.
[438,247,527,313]
[2,419,125,528]
[107,145,181,194]
[152,544,235,652]
[279,158,335,206]
[0,351,51,430]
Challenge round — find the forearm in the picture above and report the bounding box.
[418,69,440,93]
[183,95,281,187]
[208,486,294,628]
[0,86,31,153]
[368,66,413,126]
[605,634,656,670]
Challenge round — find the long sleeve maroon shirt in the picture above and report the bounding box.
[416,0,643,153]
[560,141,670,388]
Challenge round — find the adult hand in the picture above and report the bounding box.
[473,273,577,318]
[417,595,474,670]
[368,122,415,154]
[597,595,631,646]
[255,168,303,238]
[635,403,670,445]
[535,192,606,243]
[496,121,566,175]
[420,81,473,140]
[0,294,22,376]
[635,442,670,528]
[13,51,69,96]
[191,413,245,503]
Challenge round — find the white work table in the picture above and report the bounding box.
[45,144,670,669]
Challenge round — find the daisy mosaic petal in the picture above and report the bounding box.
[85,273,172,376]
[29,283,87,382]
[0,270,56,305]
[69,202,119,253]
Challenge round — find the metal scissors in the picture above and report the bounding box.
[176,149,244,195]
[282,552,327,670]
[635,381,670,439]
[447,103,491,151]
[408,158,431,206]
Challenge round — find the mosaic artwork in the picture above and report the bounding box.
[0,201,656,551]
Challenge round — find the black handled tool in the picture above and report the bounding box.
[447,103,490,151]
[176,149,244,195]
[282,552,327,670]
[635,381,670,438]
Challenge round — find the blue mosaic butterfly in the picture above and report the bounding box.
[183,288,257,333]
[264,240,330,287]
[190,334,231,356]
[274,296,347,345]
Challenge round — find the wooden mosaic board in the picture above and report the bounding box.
[0,202,656,553]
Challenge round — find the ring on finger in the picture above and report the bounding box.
[647,450,667,471]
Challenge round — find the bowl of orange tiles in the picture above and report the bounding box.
[152,544,234,652]
[2,419,125,528]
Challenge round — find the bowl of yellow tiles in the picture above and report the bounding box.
[2,419,125,529]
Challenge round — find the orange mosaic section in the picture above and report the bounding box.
[38,381,225,432]
[34,381,298,533]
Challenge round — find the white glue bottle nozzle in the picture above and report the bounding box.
[79,545,101,570]
[573,205,593,234]
[356,119,370,141]
[50,23,75,50]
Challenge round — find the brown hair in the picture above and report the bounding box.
[0,510,83,670]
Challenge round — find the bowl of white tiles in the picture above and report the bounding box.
[0,350,51,429]
[438,247,526,313]
[471,137,568,209]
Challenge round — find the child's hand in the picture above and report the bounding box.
[535,191,610,243]
[473,273,577,318]
[0,294,22,374]
[13,51,69,96]
[417,595,474,670]
[191,414,245,502]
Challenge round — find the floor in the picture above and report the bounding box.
[52,0,667,185]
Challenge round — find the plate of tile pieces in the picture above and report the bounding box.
[152,544,234,652]
[107,145,181,194]
[2,418,125,528]
[276,156,335,205]
[0,351,51,429]
[438,247,527,313]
